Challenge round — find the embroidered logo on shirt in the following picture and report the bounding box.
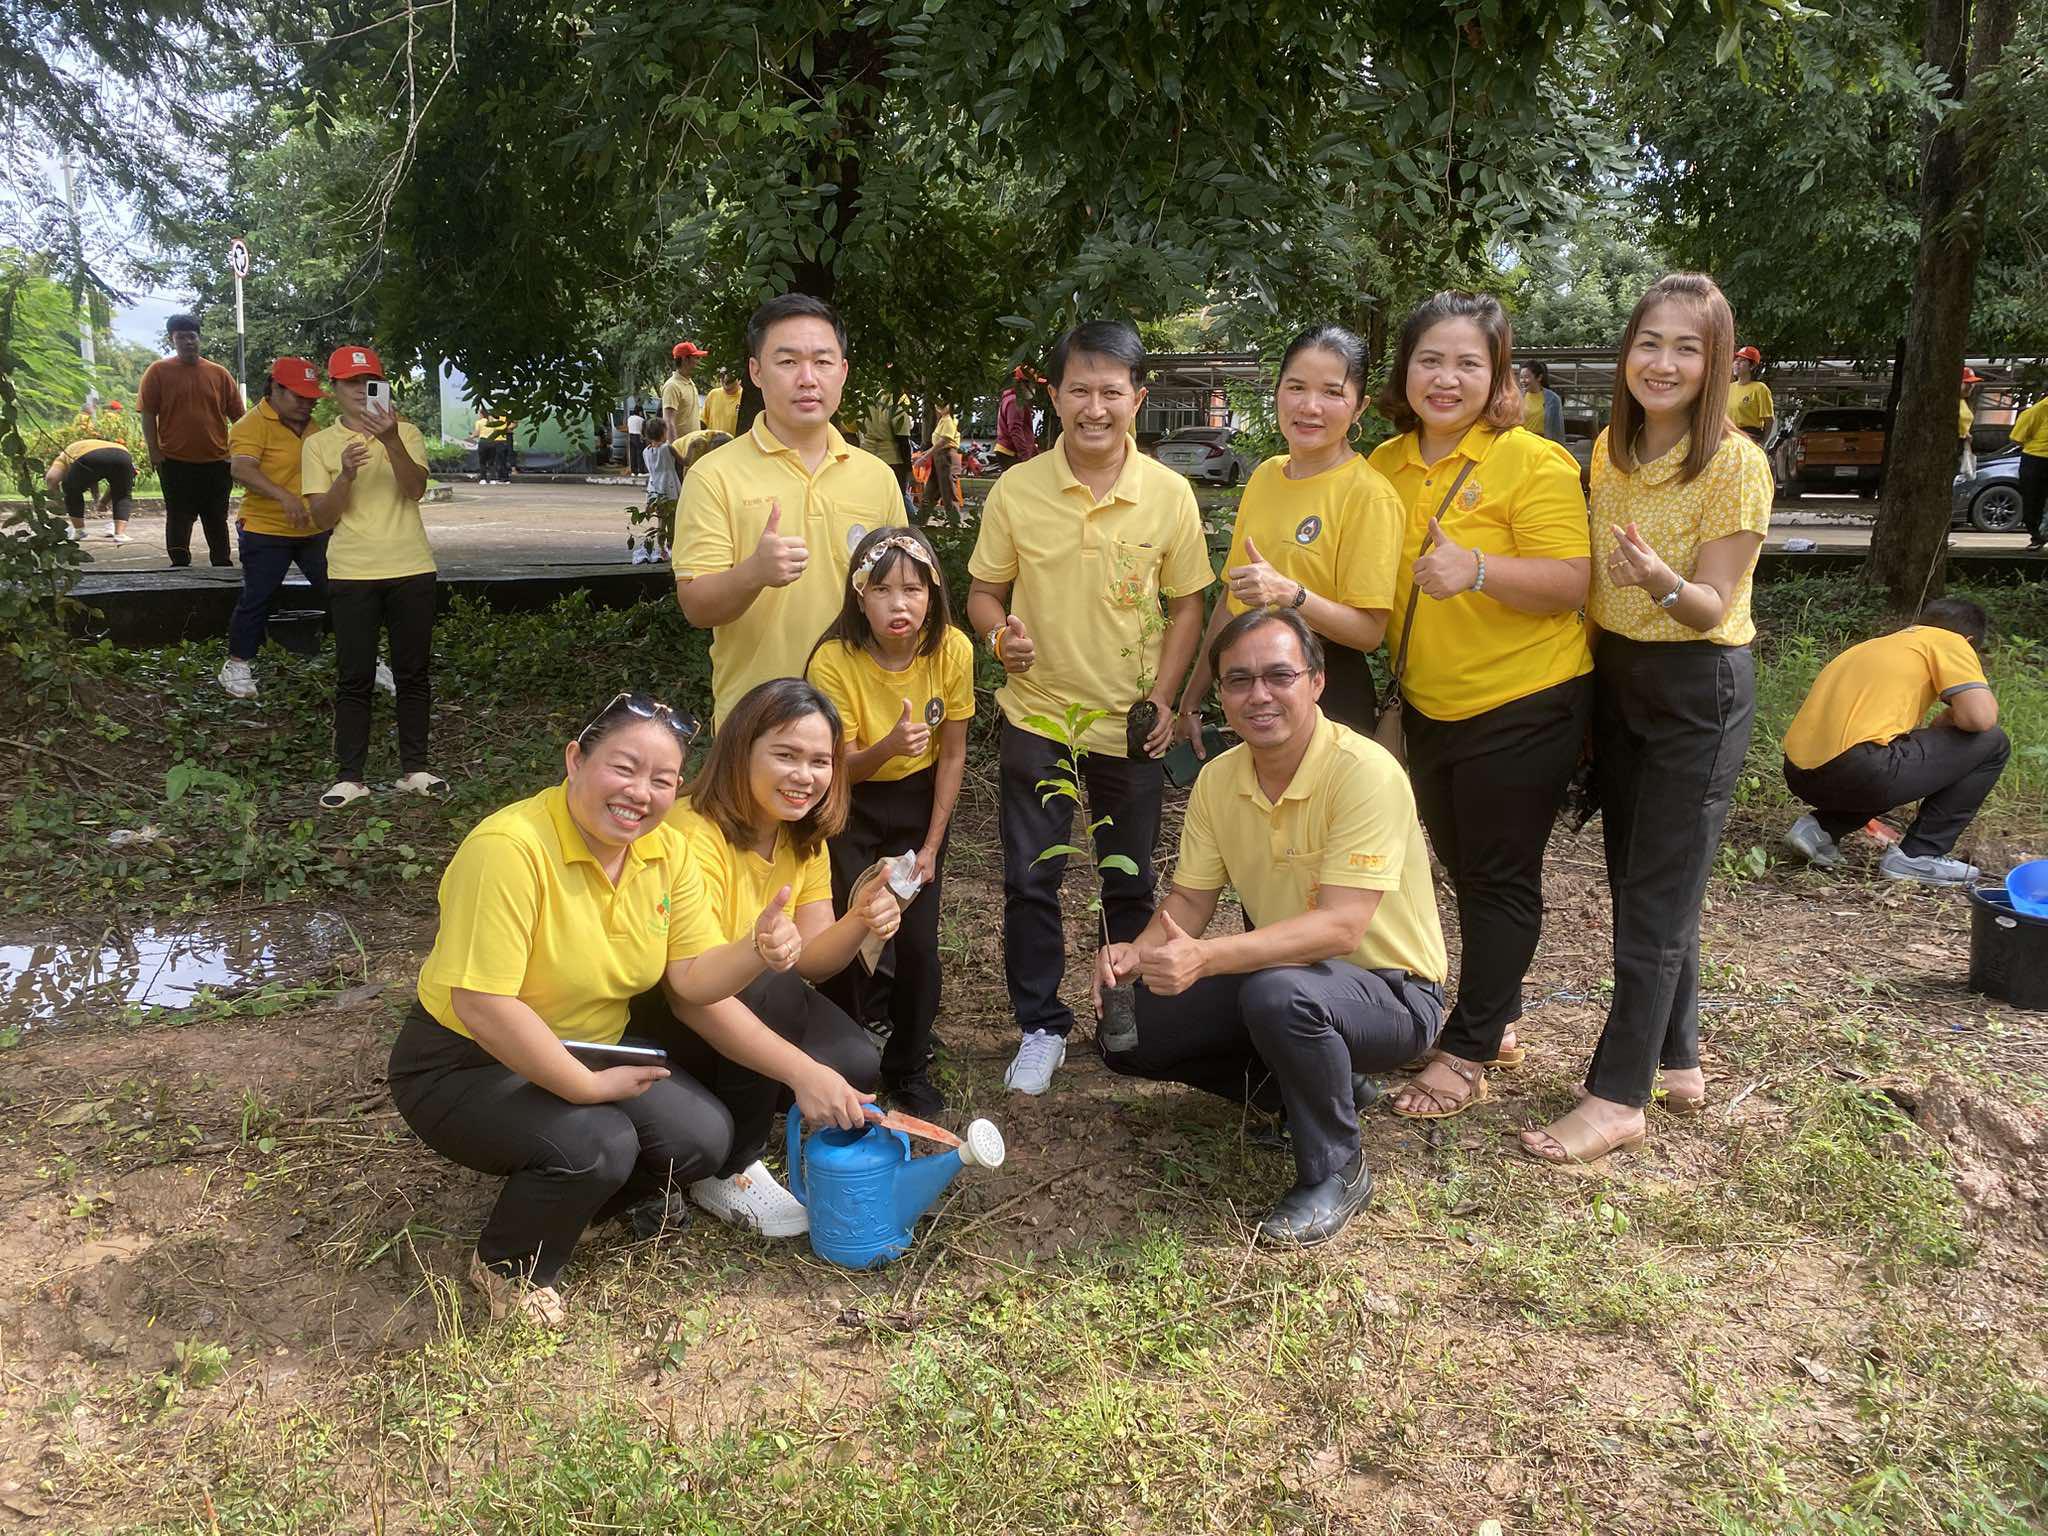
[924,696,945,728]
[847,522,868,552]
[651,893,670,931]
[1294,515,1322,545]
[1461,479,1482,510]
[1349,852,1388,872]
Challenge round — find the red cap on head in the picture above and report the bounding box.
[1960,367,1984,385]
[107,399,123,411]
[672,341,708,359]
[1735,345,1762,365]
[327,345,385,381]
[269,356,323,398]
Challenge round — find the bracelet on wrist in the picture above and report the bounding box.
[1472,550,1487,594]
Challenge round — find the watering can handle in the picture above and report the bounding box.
[785,1108,808,1207]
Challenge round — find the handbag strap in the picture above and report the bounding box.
[1385,458,1477,693]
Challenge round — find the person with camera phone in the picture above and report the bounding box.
[388,692,876,1328]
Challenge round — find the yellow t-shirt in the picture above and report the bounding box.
[2011,399,2048,457]
[1366,424,1592,722]
[228,400,313,537]
[1223,455,1402,622]
[474,415,508,442]
[674,420,907,727]
[1958,400,1974,441]
[53,438,126,471]
[968,436,1215,756]
[1522,392,1546,436]
[1588,430,1772,646]
[702,385,741,437]
[1727,381,1775,432]
[1781,626,1989,771]
[1173,715,1446,983]
[933,413,960,449]
[662,803,835,941]
[807,628,975,782]
[662,373,702,438]
[302,421,434,580]
[416,785,726,1044]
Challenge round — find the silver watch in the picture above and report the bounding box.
[1656,581,1685,609]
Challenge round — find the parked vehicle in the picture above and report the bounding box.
[1153,426,1254,486]
[1952,446,2025,533]
[1776,406,1885,498]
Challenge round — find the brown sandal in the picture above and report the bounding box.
[1389,1053,1490,1120]
[1518,1104,1647,1167]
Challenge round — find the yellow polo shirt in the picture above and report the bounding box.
[1958,400,1974,440]
[675,420,907,726]
[1727,381,1775,432]
[807,628,976,781]
[2011,399,2048,457]
[1781,626,1989,772]
[933,413,960,449]
[228,400,312,537]
[1223,455,1402,620]
[53,438,125,471]
[663,803,835,940]
[662,373,702,437]
[1366,424,1592,722]
[969,436,1214,756]
[1588,430,1772,646]
[417,784,726,1044]
[1173,715,1446,983]
[302,421,435,581]
[703,385,741,437]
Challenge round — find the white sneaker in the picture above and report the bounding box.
[688,1160,809,1238]
[66,524,82,541]
[108,530,131,544]
[1880,848,1978,887]
[217,658,257,699]
[1004,1029,1067,1095]
[629,545,649,565]
[375,659,397,695]
[392,770,449,797]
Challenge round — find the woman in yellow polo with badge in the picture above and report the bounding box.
[1727,345,1774,444]
[389,694,874,1327]
[1370,292,1593,1123]
[1519,274,1772,1167]
[1177,324,1402,736]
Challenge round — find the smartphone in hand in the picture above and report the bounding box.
[364,378,391,409]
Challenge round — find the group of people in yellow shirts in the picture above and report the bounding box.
[387,281,2019,1327]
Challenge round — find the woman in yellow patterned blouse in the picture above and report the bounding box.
[1520,273,1772,1167]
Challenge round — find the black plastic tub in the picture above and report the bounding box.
[1967,887,2048,1011]
[268,609,327,657]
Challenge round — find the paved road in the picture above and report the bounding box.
[64,477,2038,580]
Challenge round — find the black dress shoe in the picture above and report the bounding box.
[885,1068,946,1120]
[1256,1150,1373,1247]
[1353,1073,1387,1111]
[622,1190,692,1240]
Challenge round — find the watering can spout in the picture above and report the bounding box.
[891,1118,1005,1233]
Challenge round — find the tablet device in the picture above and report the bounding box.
[563,1039,670,1071]
[1164,726,1233,788]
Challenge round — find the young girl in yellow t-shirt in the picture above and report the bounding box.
[806,527,973,1116]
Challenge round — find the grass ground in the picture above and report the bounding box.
[1,568,2044,1534]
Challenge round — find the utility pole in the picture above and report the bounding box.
[60,154,97,398]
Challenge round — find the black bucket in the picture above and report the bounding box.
[269,609,327,657]
[1966,887,2048,1011]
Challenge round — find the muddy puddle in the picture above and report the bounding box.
[0,912,356,1031]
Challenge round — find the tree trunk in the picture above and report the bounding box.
[1865,0,2019,608]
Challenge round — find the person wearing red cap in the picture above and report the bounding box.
[139,313,247,567]
[219,358,328,700]
[1727,346,1774,444]
[662,343,707,444]
[303,346,443,807]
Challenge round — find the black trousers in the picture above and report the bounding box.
[331,572,435,781]
[2019,453,2047,540]
[158,457,234,566]
[388,1005,732,1288]
[819,768,946,1081]
[1784,725,2010,858]
[1404,672,1592,1061]
[1320,642,1379,734]
[1103,963,1443,1187]
[61,447,137,521]
[997,718,1163,1037]
[630,968,880,1176]
[1586,635,1754,1107]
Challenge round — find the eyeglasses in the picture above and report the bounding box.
[577,692,701,748]
[1217,667,1312,697]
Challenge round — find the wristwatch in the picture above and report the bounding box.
[1290,583,1308,609]
[1656,581,1685,609]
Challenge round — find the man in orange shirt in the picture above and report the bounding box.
[139,314,246,567]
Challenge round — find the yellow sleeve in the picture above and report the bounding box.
[1316,754,1411,894]
[1700,438,1775,542]
[665,848,726,963]
[1509,445,1592,560]
[1928,631,1988,696]
[1759,385,1775,419]
[227,411,262,460]
[967,483,1018,583]
[1171,772,1228,891]
[1333,474,1403,610]
[673,461,736,577]
[1159,482,1215,598]
[805,643,861,739]
[418,834,541,997]
[796,844,834,909]
[941,628,975,721]
[396,422,430,472]
[301,433,336,496]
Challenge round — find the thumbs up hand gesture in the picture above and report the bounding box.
[1226,535,1298,609]
[997,614,1035,674]
[1136,908,1207,996]
[748,499,810,588]
[879,697,931,760]
[752,884,802,972]
[1413,515,1481,600]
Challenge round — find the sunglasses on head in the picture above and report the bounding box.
[577,691,701,748]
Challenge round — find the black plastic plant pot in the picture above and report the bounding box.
[1126,700,1160,759]
[268,609,327,657]
[1098,985,1139,1055]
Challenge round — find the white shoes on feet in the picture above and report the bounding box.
[689,1160,809,1237]
[217,658,257,699]
[1880,848,1979,886]
[1004,1029,1067,1095]
[392,770,449,797]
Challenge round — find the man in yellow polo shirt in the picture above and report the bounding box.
[2009,392,2048,549]
[966,319,1213,1095]
[662,342,706,443]
[673,295,905,727]
[218,357,325,700]
[1781,598,2009,886]
[1099,607,1446,1245]
[1728,345,1774,443]
[702,370,742,437]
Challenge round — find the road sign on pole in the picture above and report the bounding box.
[228,239,250,404]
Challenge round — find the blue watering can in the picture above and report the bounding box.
[785,1105,1006,1269]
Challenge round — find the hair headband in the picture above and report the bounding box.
[850,534,936,594]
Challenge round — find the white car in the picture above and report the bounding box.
[1153,426,1254,485]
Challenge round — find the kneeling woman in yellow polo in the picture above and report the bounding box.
[388,693,875,1328]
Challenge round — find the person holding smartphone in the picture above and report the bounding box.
[303,346,443,808]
